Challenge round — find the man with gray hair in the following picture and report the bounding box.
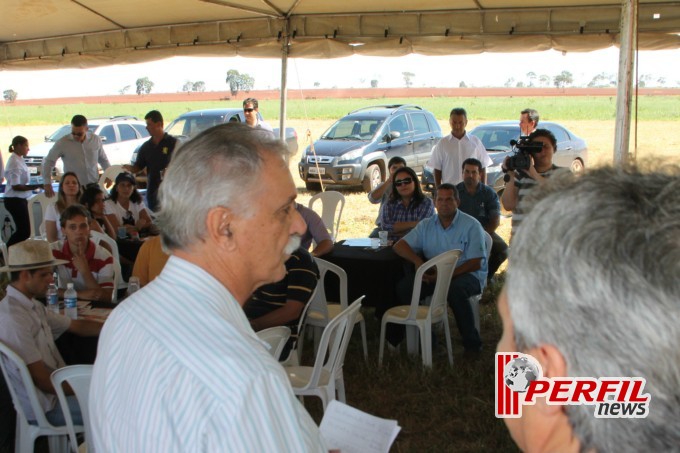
[90,123,325,451]
[498,165,680,452]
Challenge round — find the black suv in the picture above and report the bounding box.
[298,105,442,192]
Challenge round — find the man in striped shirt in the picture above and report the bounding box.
[501,129,565,237]
[90,124,326,452]
[245,248,320,359]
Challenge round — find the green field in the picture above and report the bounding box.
[1,95,679,126]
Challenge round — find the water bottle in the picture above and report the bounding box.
[46,283,59,314]
[64,283,78,320]
[127,276,140,297]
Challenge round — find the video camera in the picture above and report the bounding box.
[505,136,544,172]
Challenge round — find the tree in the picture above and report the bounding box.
[118,85,131,95]
[657,77,666,86]
[225,69,255,96]
[526,72,537,87]
[504,77,516,88]
[135,77,154,95]
[539,74,551,87]
[516,81,525,88]
[370,79,378,88]
[314,81,321,88]
[182,81,193,92]
[553,71,573,88]
[3,89,18,102]
[402,72,415,88]
[192,81,206,92]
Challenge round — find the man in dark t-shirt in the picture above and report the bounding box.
[125,110,177,212]
[456,158,508,283]
[244,248,319,358]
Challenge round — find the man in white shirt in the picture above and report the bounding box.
[429,107,492,187]
[0,240,102,427]
[42,114,110,195]
[90,123,326,452]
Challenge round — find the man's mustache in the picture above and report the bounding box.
[284,235,301,255]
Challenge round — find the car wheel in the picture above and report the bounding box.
[362,164,382,193]
[305,181,322,192]
[570,159,585,174]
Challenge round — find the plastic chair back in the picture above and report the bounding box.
[408,250,462,322]
[89,230,123,302]
[98,165,125,192]
[51,365,94,453]
[28,192,51,239]
[280,286,316,366]
[0,341,73,452]
[305,297,363,393]
[308,191,345,241]
[307,258,348,323]
[256,326,291,360]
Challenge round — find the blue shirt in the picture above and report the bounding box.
[91,256,325,452]
[455,181,500,228]
[402,210,488,288]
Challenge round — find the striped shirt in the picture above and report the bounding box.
[511,165,565,235]
[51,240,114,291]
[90,256,325,453]
[380,196,435,238]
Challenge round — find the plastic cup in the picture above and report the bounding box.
[379,230,389,246]
[370,238,380,249]
[117,226,127,239]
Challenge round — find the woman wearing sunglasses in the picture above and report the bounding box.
[379,166,434,240]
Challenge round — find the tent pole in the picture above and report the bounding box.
[613,0,637,165]
[279,20,289,142]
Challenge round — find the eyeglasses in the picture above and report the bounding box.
[243,108,255,113]
[71,132,84,137]
[394,178,413,187]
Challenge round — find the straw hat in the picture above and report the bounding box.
[0,239,68,272]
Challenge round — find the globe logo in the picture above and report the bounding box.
[504,356,541,393]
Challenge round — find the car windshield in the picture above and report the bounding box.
[46,126,71,142]
[321,118,384,141]
[166,116,225,138]
[470,126,520,152]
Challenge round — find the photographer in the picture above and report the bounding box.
[501,129,565,235]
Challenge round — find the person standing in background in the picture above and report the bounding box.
[4,136,42,245]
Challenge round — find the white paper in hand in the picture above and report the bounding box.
[319,400,401,453]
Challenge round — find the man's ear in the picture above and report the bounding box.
[205,207,236,250]
[525,344,568,416]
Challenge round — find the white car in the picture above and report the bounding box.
[26,116,150,180]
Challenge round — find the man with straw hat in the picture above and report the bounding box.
[0,239,102,427]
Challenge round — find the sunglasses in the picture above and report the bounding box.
[243,108,255,113]
[394,178,413,187]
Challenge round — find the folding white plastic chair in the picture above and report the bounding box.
[306,258,368,361]
[89,230,124,302]
[50,365,94,453]
[98,165,125,192]
[468,231,493,334]
[285,297,364,413]
[308,191,345,241]
[27,192,51,239]
[0,341,80,453]
[378,249,462,367]
[280,287,316,366]
[256,326,291,360]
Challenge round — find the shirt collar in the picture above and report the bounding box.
[6,285,38,310]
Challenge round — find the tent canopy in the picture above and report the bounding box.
[2,0,679,69]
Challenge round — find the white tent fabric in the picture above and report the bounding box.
[1,0,679,69]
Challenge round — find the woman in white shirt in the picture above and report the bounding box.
[105,172,152,236]
[4,136,43,245]
[45,172,83,242]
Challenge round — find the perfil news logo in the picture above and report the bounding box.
[495,353,651,419]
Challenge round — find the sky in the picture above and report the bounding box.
[1,47,679,99]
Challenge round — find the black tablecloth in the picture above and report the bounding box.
[321,242,407,313]
[54,300,116,365]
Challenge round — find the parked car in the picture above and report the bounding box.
[162,108,298,154]
[26,116,150,179]
[421,120,588,194]
[298,104,443,192]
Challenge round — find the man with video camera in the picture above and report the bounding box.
[501,129,565,235]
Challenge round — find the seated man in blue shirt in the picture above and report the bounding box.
[456,158,508,283]
[244,248,320,359]
[392,183,487,352]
